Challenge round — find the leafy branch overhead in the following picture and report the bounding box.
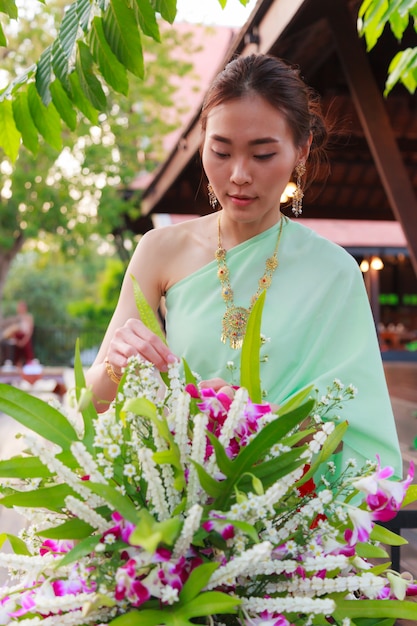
[0,0,415,162]
[358,0,417,95]
[0,0,181,161]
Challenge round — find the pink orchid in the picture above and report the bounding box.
[102,511,136,545]
[345,507,374,545]
[353,458,414,522]
[39,539,75,557]
[247,610,294,625]
[115,559,150,606]
[9,590,36,618]
[203,512,235,540]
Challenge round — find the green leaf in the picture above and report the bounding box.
[278,384,315,415]
[56,534,99,568]
[76,41,107,111]
[129,509,181,553]
[204,401,314,510]
[179,591,240,619]
[0,0,18,19]
[0,533,31,555]
[240,290,265,403]
[12,89,39,154]
[0,383,79,450]
[73,339,97,451]
[103,0,144,78]
[300,420,349,483]
[385,48,417,95]
[402,483,417,507]
[51,0,92,87]
[370,523,408,546]
[333,598,417,620]
[109,611,165,626]
[0,99,21,161]
[36,45,53,105]
[85,482,140,524]
[68,70,99,124]
[0,21,6,47]
[132,0,160,41]
[27,82,62,151]
[89,17,129,95]
[179,561,219,603]
[37,518,94,540]
[154,0,177,23]
[0,456,51,479]
[355,541,389,558]
[50,79,77,131]
[131,275,166,343]
[0,483,75,511]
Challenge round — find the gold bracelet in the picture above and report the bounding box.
[104,357,122,385]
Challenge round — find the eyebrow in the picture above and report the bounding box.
[210,134,280,146]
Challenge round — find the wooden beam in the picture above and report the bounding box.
[324,0,417,276]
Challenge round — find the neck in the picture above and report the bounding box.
[217,210,282,249]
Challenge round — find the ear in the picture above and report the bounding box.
[298,132,313,163]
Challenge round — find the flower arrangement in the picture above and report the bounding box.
[0,293,416,625]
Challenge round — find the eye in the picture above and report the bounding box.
[212,149,229,159]
[254,153,276,160]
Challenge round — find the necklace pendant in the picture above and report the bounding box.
[221,306,250,349]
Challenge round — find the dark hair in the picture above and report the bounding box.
[201,54,329,187]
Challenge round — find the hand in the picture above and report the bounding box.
[106,318,178,374]
[199,378,236,400]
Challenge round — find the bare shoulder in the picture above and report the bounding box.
[131,214,218,291]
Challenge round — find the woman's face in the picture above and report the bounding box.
[202,93,310,227]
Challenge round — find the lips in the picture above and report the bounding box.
[228,194,256,206]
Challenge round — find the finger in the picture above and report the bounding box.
[199,377,230,391]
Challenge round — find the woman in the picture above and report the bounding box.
[86,54,402,478]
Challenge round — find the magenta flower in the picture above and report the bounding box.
[9,590,36,618]
[102,511,136,544]
[115,559,151,606]
[203,512,235,540]
[39,539,75,557]
[353,458,414,522]
[345,507,374,545]
[247,610,294,625]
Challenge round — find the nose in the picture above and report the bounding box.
[230,159,252,186]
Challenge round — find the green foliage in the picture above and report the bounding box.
[2,246,110,363]
[358,0,417,94]
[0,0,178,158]
[0,0,199,313]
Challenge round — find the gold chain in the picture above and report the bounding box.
[215,214,286,349]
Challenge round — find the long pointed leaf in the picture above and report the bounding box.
[27,82,62,151]
[0,383,78,449]
[333,598,417,620]
[0,456,52,479]
[85,482,140,524]
[103,0,144,78]
[73,339,97,451]
[131,275,166,343]
[90,16,129,95]
[0,483,75,511]
[240,291,265,403]
[12,89,39,153]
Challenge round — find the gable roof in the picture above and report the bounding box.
[137,0,417,274]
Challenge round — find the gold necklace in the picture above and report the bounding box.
[215,214,286,349]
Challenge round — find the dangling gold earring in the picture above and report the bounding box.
[207,183,218,209]
[292,161,306,217]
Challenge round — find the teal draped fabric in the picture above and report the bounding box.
[165,218,402,478]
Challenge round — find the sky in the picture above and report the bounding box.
[175,0,258,26]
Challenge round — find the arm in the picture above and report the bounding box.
[85,230,178,411]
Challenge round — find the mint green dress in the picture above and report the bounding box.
[165,218,402,478]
